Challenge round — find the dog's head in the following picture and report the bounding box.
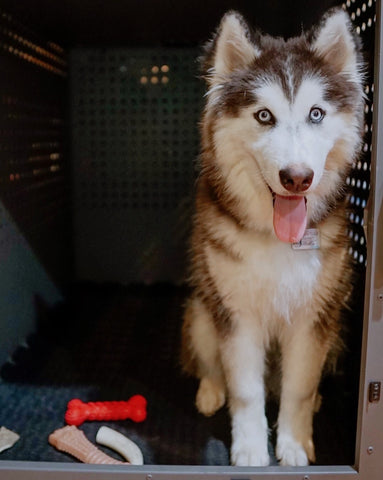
[201,8,365,243]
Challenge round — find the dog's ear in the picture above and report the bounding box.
[311,8,361,76]
[202,11,258,84]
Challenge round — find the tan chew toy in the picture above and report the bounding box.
[48,426,129,464]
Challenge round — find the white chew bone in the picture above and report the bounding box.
[0,427,20,453]
[96,426,144,465]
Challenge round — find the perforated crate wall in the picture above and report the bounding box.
[71,3,375,284]
[0,9,68,363]
[72,48,204,283]
[0,9,72,284]
[344,0,376,268]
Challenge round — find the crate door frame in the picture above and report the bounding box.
[355,0,383,478]
[0,0,382,478]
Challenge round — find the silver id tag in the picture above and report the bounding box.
[291,228,320,250]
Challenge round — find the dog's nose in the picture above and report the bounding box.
[279,167,314,193]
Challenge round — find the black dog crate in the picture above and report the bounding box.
[0,0,382,478]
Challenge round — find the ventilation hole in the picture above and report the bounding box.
[72,49,203,210]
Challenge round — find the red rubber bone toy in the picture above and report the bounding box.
[65,395,147,426]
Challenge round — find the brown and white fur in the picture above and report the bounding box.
[181,8,364,467]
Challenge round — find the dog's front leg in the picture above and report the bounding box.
[221,328,270,467]
[277,321,329,466]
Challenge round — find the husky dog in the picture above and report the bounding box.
[181,8,364,467]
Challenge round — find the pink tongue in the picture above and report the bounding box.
[273,195,307,243]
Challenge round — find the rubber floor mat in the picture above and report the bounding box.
[0,283,361,466]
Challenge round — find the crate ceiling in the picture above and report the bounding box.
[1,0,343,46]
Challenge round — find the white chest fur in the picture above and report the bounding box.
[206,232,322,328]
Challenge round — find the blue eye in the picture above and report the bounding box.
[254,109,275,125]
[309,107,325,123]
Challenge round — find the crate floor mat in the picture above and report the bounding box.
[0,283,361,466]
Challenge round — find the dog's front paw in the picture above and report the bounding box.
[276,433,310,466]
[196,377,225,416]
[231,438,270,466]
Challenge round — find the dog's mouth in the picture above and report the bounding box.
[270,189,307,244]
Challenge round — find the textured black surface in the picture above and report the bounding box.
[0,283,362,466]
[0,11,73,287]
[0,0,344,47]
[71,47,202,284]
[0,284,230,465]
